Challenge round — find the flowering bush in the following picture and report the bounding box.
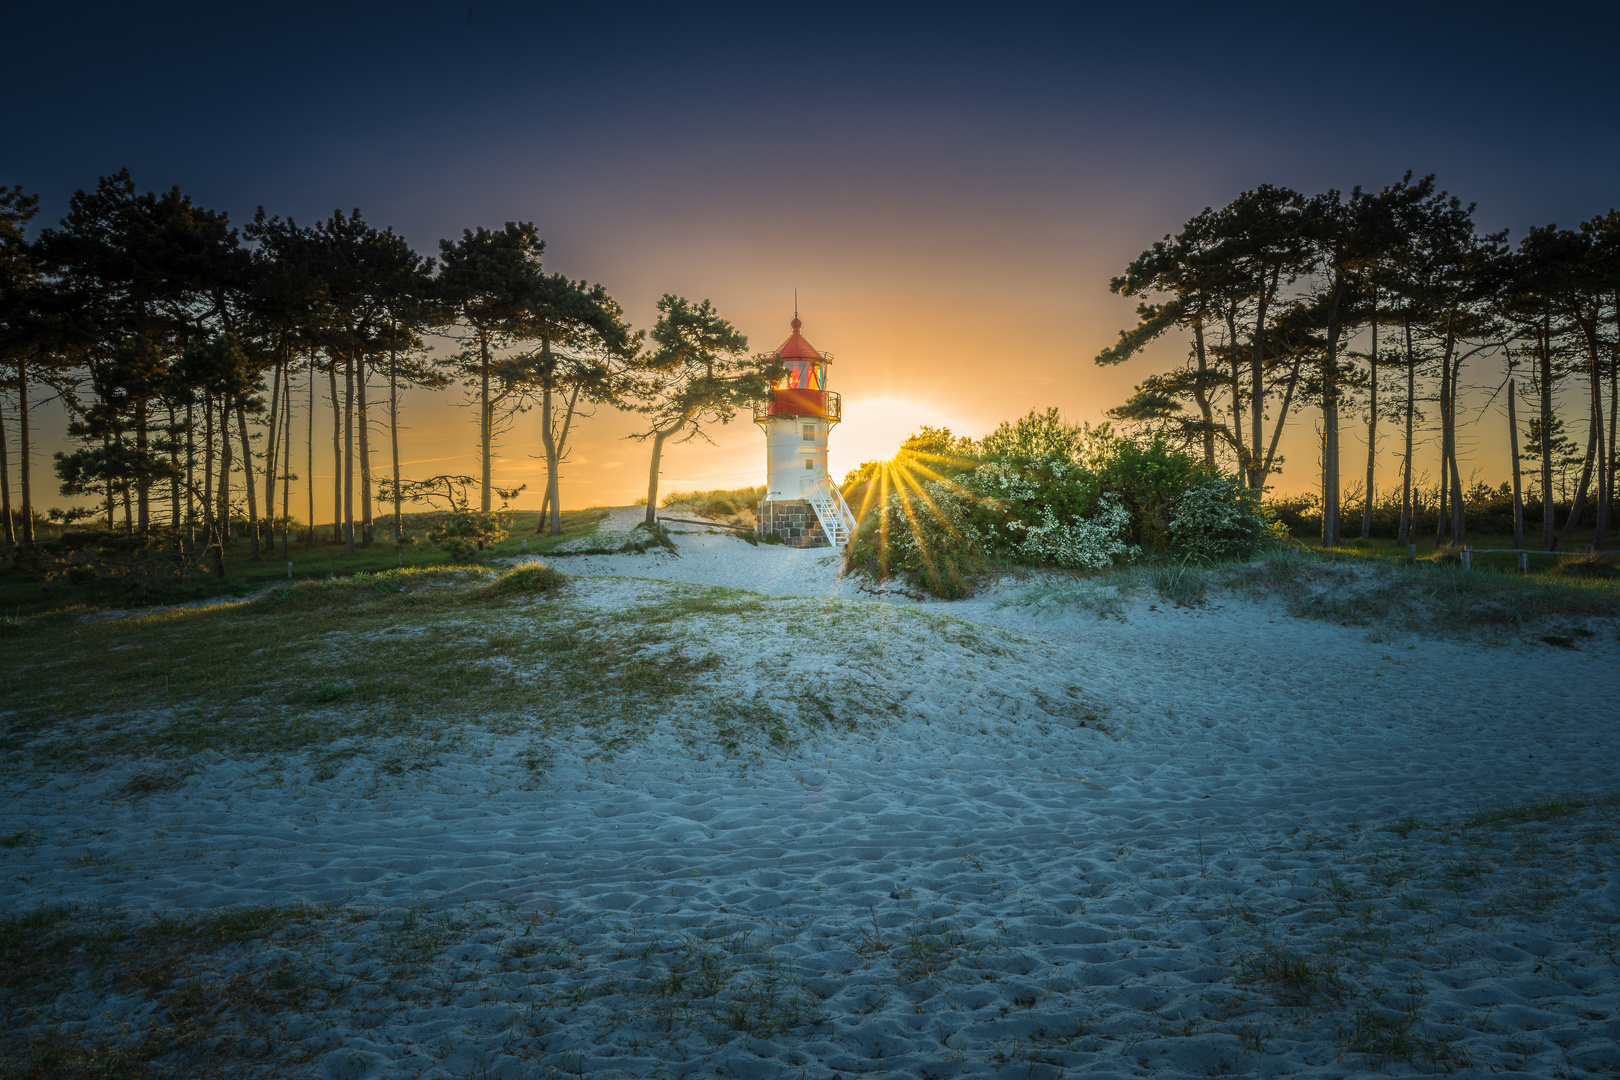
[1167,478,1284,561]
[845,417,1266,598]
[847,465,1138,596]
[1010,493,1139,570]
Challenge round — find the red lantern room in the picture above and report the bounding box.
[755,317,841,422]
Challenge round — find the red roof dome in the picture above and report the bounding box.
[774,316,830,362]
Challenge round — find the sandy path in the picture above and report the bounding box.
[4,526,1617,1077]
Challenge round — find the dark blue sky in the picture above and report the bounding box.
[9,2,1619,497]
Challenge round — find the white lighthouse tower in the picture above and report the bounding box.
[754,315,857,548]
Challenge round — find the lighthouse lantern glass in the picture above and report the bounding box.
[776,360,826,391]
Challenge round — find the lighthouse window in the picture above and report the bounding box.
[805,459,814,470]
[802,424,815,442]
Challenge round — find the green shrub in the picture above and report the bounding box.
[846,482,984,598]
[489,563,565,595]
[1168,477,1284,561]
[1091,436,1214,549]
[428,511,508,559]
[257,567,487,609]
[845,419,1262,598]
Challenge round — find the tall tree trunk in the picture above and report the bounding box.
[0,389,13,547]
[1248,269,1277,489]
[1361,298,1378,540]
[537,384,583,534]
[1434,460,1449,548]
[1540,317,1556,550]
[541,385,562,536]
[643,426,675,526]
[1509,378,1524,552]
[1561,400,1597,535]
[215,393,230,578]
[357,354,373,546]
[1601,300,1618,549]
[306,353,315,544]
[237,404,259,559]
[1260,353,1302,484]
[1322,376,1340,545]
[167,403,181,538]
[202,391,215,547]
[135,400,150,536]
[1320,285,1344,546]
[185,399,196,550]
[1397,319,1416,544]
[282,359,293,559]
[343,354,355,555]
[1563,333,1604,537]
[1435,325,1463,546]
[103,434,114,529]
[263,353,282,549]
[1435,341,1450,547]
[479,331,493,513]
[328,360,342,543]
[1192,319,1216,469]
[1448,339,1465,545]
[1225,313,1249,481]
[17,356,31,546]
[389,335,403,544]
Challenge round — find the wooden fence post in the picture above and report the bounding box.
[1406,543,1416,564]
[1461,545,1471,570]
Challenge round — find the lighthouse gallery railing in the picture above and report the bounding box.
[752,390,840,422]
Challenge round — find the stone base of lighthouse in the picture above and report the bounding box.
[756,499,831,548]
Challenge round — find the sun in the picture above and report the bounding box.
[839,428,984,594]
[829,397,976,481]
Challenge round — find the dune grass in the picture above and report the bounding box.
[1220,792,1620,1074]
[0,574,990,777]
[0,566,741,773]
[0,901,334,1079]
[1223,546,1620,634]
[0,508,610,618]
[1014,545,1620,637]
[657,486,763,529]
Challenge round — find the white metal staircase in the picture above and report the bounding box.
[801,477,857,549]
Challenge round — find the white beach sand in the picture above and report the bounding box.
[3,516,1618,1077]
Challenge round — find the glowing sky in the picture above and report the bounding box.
[10,3,1620,515]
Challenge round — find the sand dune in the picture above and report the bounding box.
[3,519,1617,1077]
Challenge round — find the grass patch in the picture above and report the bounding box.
[1222,546,1620,635]
[658,486,763,530]
[0,570,719,770]
[1461,792,1620,830]
[486,561,566,597]
[0,903,330,1079]
[1004,577,1126,618]
[1215,794,1620,1074]
[0,579,964,774]
[1236,944,1343,1001]
[0,508,606,618]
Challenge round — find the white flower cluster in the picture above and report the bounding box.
[1008,493,1139,570]
[1167,478,1278,560]
[961,456,1077,501]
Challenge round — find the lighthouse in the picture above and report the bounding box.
[754,315,857,548]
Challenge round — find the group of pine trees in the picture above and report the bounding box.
[1100,173,1620,551]
[0,170,774,575]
